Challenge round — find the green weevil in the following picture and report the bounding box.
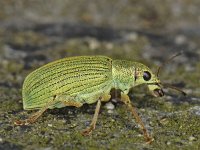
[14,55,186,143]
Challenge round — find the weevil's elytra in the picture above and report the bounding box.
[23,56,113,109]
[15,55,186,144]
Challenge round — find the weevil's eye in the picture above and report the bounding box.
[143,71,151,81]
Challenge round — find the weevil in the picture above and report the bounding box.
[14,54,186,144]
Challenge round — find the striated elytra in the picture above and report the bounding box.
[15,55,186,144]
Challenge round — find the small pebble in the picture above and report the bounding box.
[166,141,171,145]
[107,110,113,114]
[175,35,186,45]
[48,124,53,127]
[105,42,113,50]
[62,119,67,123]
[189,136,196,141]
[70,123,77,128]
[190,106,200,116]
[105,102,115,110]
[124,32,138,41]
[86,38,100,50]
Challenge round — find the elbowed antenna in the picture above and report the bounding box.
[156,51,183,77]
[161,83,187,96]
[156,51,186,96]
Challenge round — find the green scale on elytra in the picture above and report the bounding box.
[23,56,113,110]
[15,55,186,144]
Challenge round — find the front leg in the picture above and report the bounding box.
[121,93,153,144]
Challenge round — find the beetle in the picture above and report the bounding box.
[14,55,186,143]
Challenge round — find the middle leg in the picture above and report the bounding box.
[81,93,111,136]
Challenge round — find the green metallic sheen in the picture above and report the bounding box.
[23,56,161,110]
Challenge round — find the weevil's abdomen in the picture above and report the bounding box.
[23,56,113,110]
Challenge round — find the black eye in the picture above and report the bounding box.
[143,71,151,81]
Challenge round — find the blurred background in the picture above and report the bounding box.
[0,0,199,149]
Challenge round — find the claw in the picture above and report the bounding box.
[14,120,28,126]
[81,126,94,136]
[145,137,154,144]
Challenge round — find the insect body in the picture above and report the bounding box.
[15,55,185,144]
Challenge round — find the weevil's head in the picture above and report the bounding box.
[113,52,186,96]
[132,52,186,97]
[133,63,164,97]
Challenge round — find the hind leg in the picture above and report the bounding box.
[14,95,82,126]
[14,104,49,126]
[14,96,57,126]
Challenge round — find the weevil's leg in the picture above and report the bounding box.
[81,93,111,136]
[14,96,57,126]
[121,93,153,144]
[14,106,48,126]
[81,99,101,136]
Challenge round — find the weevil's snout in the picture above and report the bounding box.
[153,88,164,97]
[147,82,164,97]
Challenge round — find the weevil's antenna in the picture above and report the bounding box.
[156,51,183,77]
[162,83,187,96]
[156,51,186,96]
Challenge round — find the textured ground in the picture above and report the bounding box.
[0,0,200,150]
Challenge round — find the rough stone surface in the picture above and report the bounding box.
[0,1,200,150]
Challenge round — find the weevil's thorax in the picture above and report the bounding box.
[112,60,136,94]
